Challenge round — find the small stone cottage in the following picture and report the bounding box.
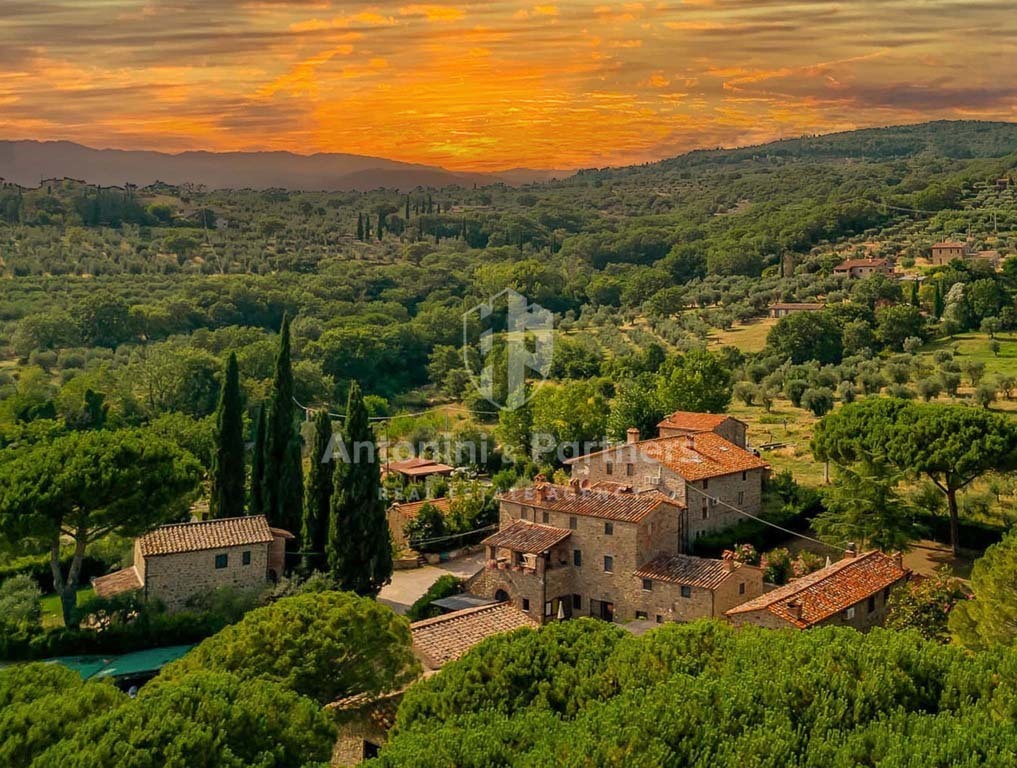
[92,515,292,611]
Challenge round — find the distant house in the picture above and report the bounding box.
[833,258,894,279]
[92,516,293,611]
[725,550,908,631]
[976,250,1002,270]
[382,457,455,483]
[386,496,453,554]
[767,302,825,319]
[656,410,749,448]
[930,242,971,266]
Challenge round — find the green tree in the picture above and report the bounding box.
[209,353,245,519]
[72,293,132,349]
[813,399,1017,554]
[328,381,393,596]
[162,592,418,705]
[813,462,918,551]
[301,410,333,573]
[886,568,967,642]
[607,374,664,442]
[656,349,732,414]
[0,428,202,627]
[875,304,925,351]
[800,387,834,417]
[249,403,267,516]
[262,314,303,540]
[37,672,334,768]
[949,529,1017,650]
[766,311,843,364]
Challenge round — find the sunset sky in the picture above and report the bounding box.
[3,1,1016,171]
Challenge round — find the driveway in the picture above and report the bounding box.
[379,550,486,615]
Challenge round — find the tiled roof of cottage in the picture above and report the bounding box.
[384,457,455,476]
[411,602,539,670]
[725,551,907,628]
[635,554,746,590]
[932,241,968,249]
[389,496,453,521]
[482,519,571,552]
[499,483,682,524]
[769,302,825,311]
[92,566,142,598]
[567,433,769,483]
[138,515,276,557]
[657,410,741,432]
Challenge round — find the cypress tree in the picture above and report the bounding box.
[302,410,333,573]
[263,314,303,540]
[250,403,267,515]
[356,213,364,241]
[910,279,920,308]
[365,216,372,239]
[210,353,245,519]
[328,381,392,596]
[934,280,944,318]
[405,196,410,220]
[377,213,384,240]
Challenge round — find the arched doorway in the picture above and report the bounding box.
[494,588,509,603]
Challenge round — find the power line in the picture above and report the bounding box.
[292,395,500,421]
[683,482,847,553]
[407,523,497,548]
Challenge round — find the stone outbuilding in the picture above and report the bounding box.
[92,515,293,611]
[725,550,908,631]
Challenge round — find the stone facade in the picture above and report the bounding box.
[628,562,764,624]
[138,540,271,611]
[727,584,898,632]
[930,242,970,265]
[571,450,765,545]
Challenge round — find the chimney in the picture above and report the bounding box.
[893,551,903,568]
[626,427,640,444]
[787,600,803,620]
[569,477,581,492]
[535,484,547,502]
[844,542,857,558]
[684,434,696,451]
[722,550,736,571]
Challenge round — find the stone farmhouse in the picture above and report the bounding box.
[726,549,908,631]
[833,258,894,279]
[468,482,764,624]
[565,429,769,543]
[92,515,292,611]
[386,497,453,555]
[930,241,971,265]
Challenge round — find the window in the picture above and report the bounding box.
[642,578,653,591]
[544,601,553,617]
[604,522,613,535]
[214,553,228,569]
[626,463,634,477]
[573,549,582,567]
[845,606,856,620]
[867,596,876,613]
[680,585,692,599]
[572,594,582,610]
[542,510,549,524]
[741,471,747,481]
[703,479,709,490]
[737,491,744,505]
[603,555,614,573]
[739,582,746,595]
[635,611,648,620]
[702,505,709,520]
[569,516,577,530]
[242,550,251,566]
[605,462,613,475]
[522,598,530,612]
[655,615,663,624]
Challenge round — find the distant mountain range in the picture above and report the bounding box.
[0,140,572,191]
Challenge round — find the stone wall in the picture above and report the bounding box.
[144,543,269,611]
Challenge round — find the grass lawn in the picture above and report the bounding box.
[919,332,1017,380]
[726,397,826,486]
[40,586,95,629]
[707,318,776,354]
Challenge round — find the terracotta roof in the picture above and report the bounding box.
[657,411,739,432]
[389,496,453,520]
[384,457,455,476]
[499,483,682,524]
[725,551,907,628]
[482,519,571,552]
[588,480,635,493]
[932,241,968,249]
[92,566,142,598]
[567,433,769,483]
[834,258,891,270]
[635,554,746,590]
[138,515,276,557]
[411,602,539,670]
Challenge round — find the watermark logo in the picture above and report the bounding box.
[464,289,553,410]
